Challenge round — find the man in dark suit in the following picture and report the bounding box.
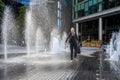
[65,27,78,62]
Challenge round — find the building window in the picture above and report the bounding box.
[78,9,84,17]
[89,4,99,14]
[85,2,88,15]
[78,0,84,3]
[93,0,98,5]
[89,0,93,6]
[103,0,116,9]
[73,0,76,5]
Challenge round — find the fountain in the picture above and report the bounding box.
[1,6,16,59]
[25,0,51,54]
[106,31,120,61]
[50,28,68,53]
[106,31,120,78]
[0,0,68,60]
[0,1,76,79]
[25,0,68,54]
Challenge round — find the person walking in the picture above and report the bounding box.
[65,27,78,62]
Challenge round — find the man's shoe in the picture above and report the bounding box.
[74,58,78,61]
[70,60,74,63]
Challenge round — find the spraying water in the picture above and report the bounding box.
[106,31,120,79]
[25,0,68,54]
[1,6,15,59]
[50,28,68,53]
[50,28,61,52]
[106,31,120,61]
[25,8,34,55]
[25,0,51,54]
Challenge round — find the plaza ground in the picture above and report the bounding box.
[0,47,119,80]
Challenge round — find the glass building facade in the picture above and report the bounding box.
[72,0,120,43]
[72,0,120,19]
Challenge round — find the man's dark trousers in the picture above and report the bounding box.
[70,43,77,60]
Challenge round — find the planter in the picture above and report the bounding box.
[82,40,102,47]
[91,43,96,47]
[86,42,91,47]
[96,43,101,47]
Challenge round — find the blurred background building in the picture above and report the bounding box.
[72,0,120,42]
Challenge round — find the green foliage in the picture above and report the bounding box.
[15,6,28,45]
[0,0,5,8]
[0,0,5,22]
[16,6,28,27]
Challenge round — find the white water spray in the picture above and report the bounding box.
[50,28,69,53]
[25,0,53,54]
[2,6,15,59]
[106,31,120,61]
[25,0,69,55]
[25,9,34,55]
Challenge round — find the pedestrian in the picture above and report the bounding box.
[65,27,78,62]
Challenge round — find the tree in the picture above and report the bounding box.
[0,0,5,23]
[15,6,27,46]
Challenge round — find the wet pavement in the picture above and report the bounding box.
[71,52,120,80]
[0,53,83,80]
[0,49,120,80]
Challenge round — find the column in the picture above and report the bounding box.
[76,23,79,36]
[81,24,82,42]
[105,19,107,37]
[57,0,62,28]
[99,17,103,40]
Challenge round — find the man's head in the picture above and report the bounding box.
[70,27,75,33]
